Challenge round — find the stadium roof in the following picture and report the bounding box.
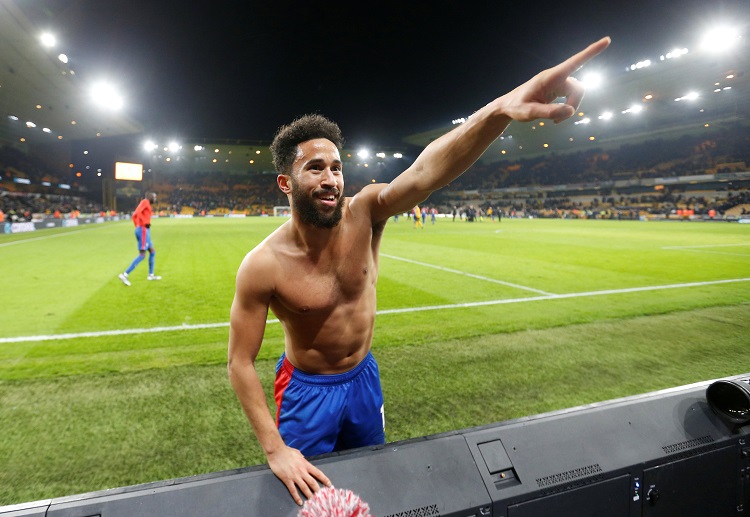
[0,2,143,146]
[405,42,750,164]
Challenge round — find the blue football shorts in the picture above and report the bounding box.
[134,226,153,252]
[274,351,386,457]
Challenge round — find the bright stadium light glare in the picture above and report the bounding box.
[143,140,158,152]
[598,111,613,120]
[357,149,369,159]
[58,53,68,64]
[40,32,56,47]
[676,91,700,102]
[622,104,643,114]
[665,48,689,60]
[700,27,741,52]
[580,72,603,89]
[393,153,403,159]
[90,82,124,110]
[168,141,180,153]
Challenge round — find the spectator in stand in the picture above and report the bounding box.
[118,192,162,286]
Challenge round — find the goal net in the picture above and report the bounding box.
[273,206,291,217]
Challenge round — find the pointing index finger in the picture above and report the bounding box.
[556,36,611,75]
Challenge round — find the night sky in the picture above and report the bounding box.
[37,0,750,148]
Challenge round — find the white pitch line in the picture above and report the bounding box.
[377,277,750,314]
[2,277,748,344]
[381,253,554,295]
[0,225,110,247]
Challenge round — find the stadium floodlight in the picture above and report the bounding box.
[168,141,180,153]
[376,152,386,159]
[580,72,603,89]
[143,140,158,152]
[357,149,370,159]
[598,112,613,121]
[622,104,643,114]
[58,54,68,64]
[393,153,403,159]
[194,145,204,151]
[675,91,699,102]
[40,32,56,47]
[90,82,124,110]
[574,117,591,125]
[630,60,652,70]
[26,121,37,128]
[700,26,741,53]
[663,48,689,60]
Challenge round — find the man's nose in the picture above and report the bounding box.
[320,168,336,185]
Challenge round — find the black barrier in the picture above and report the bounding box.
[2,373,749,517]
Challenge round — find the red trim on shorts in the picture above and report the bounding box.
[274,356,294,426]
[138,226,148,251]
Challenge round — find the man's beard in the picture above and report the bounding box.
[291,182,344,229]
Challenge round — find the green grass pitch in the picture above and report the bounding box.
[1,216,749,504]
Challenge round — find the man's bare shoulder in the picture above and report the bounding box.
[235,222,290,289]
[347,183,389,221]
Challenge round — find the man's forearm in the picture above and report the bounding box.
[228,362,285,456]
[379,103,512,213]
[411,104,512,191]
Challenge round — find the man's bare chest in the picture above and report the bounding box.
[272,250,377,315]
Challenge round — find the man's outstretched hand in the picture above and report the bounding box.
[267,444,333,506]
[495,36,611,124]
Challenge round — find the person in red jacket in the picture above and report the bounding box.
[118,191,162,286]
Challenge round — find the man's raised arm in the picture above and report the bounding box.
[369,37,610,221]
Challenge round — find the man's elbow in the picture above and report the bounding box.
[227,352,254,380]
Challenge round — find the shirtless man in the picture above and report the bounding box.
[228,36,610,505]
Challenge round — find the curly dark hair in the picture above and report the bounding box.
[270,114,344,174]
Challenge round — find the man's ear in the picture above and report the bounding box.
[277,174,292,194]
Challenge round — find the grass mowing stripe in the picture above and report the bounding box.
[1,276,747,343]
[662,243,750,249]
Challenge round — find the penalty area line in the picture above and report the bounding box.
[1,277,748,344]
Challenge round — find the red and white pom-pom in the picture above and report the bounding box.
[298,486,373,517]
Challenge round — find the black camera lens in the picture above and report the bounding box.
[706,379,750,425]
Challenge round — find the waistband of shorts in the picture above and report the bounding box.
[278,351,375,386]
